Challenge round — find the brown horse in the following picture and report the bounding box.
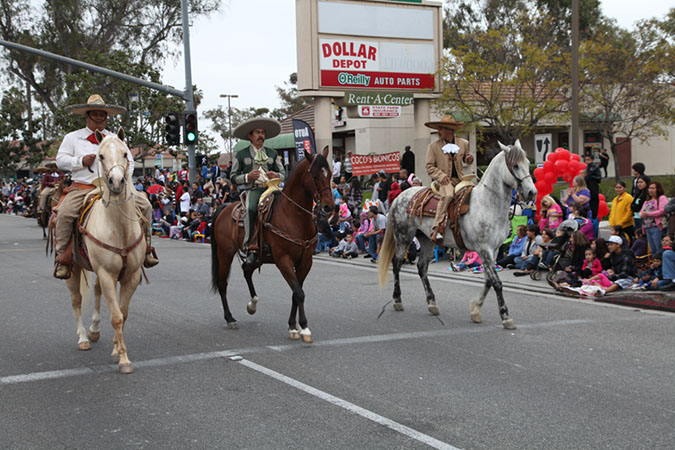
[210,147,334,342]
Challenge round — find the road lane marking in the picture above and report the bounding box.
[236,358,460,450]
[0,319,591,386]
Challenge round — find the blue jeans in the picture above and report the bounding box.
[457,261,480,271]
[661,249,675,281]
[645,226,663,255]
[514,255,537,270]
[355,234,367,252]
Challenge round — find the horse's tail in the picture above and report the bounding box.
[378,222,396,288]
[210,204,228,294]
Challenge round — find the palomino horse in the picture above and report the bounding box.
[378,141,537,329]
[210,147,334,342]
[64,129,146,374]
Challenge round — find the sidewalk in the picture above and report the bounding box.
[314,242,675,313]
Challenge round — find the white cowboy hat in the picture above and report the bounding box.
[65,94,126,116]
[424,114,465,131]
[233,117,281,140]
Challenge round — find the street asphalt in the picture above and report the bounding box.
[0,213,673,449]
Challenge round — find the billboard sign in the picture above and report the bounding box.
[351,151,401,175]
[296,0,443,94]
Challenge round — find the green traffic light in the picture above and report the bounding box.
[186,132,196,142]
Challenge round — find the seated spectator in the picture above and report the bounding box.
[611,225,630,250]
[630,228,648,258]
[388,182,402,205]
[513,224,542,275]
[659,235,675,290]
[354,206,387,263]
[569,202,594,241]
[170,215,187,239]
[497,225,527,268]
[451,250,482,272]
[354,212,370,253]
[591,237,612,270]
[535,228,560,269]
[603,235,637,294]
[329,232,359,259]
[634,253,664,290]
[405,237,420,264]
[580,248,603,278]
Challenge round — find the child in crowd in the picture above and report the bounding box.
[451,250,482,271]
[329,232,359,259]
[580,248,603,278]
[630,228,648,258]
[634,254,663,290]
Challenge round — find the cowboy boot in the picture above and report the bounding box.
[54,240,74,280]
[431,226,445,246]
[144,244,159,268]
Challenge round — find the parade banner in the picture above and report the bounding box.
[292,119,315,162]
[351,151,400,175]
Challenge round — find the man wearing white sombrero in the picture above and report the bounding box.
[425,114,475,245]
[52,94,158,279]
[230,117,286,266]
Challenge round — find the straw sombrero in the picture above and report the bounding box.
[65,94,126,116]
[424,114,464,131]
[233,117,281,140]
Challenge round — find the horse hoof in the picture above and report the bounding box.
[119,363,133,374]
[428,303,440,315]
[301,334,313,344]
[393,302,404,312]
[502,318,517,330]
[470,312,483,323]
[88,330,100,342]
[77,341,91,351]
[246,304,256,315]
[111,353,120,363]
[289,329,300,340]
[226,321,239,330]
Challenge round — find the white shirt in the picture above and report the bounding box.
[180,192,191,212]
[56,127,134,184]
[332,161,341,178]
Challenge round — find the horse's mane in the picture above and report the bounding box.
[283,153,329,192]
[478,142,527,187]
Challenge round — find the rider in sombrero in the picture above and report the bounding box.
[52,94,159,279]
[424,114,475,245]
[230,117,286,266]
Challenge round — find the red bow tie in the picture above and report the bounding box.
[86,133,99,145]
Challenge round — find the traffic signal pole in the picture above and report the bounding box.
[181,0,197,184]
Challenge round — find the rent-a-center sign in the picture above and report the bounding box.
[296,0,442,93]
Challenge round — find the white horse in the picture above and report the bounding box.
[378,141,537,329]
[66,128,145,374]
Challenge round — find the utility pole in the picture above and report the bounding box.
[571,0,580,154]
[181,0,197,184]
[220,94,238,158]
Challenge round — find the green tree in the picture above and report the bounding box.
[580,19,675,179]
[204,106,271,155]
[437,8,572,145]
[271,73,312,121]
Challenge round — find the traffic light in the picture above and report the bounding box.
[165,112,181,146]
[183,111,198,145]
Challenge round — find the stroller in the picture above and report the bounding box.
[530,219,578,281]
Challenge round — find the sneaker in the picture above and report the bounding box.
[506,264,515,269]
[450,263,459,272]
[347,255,353,260]
[363,254,371,258]
[513,271,529,277]
[370,258,378,263]
[472,266,485,273]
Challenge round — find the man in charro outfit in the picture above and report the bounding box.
[230,117,286,266]
[52,94,158,279]
[425,115,475,245]
[38,162,63,212]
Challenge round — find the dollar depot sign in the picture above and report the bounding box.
[296,0,442,93]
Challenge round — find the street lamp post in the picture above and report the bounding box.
[219,94,238,157]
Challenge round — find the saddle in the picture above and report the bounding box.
[232,191,279,263]
[407,184,473,250]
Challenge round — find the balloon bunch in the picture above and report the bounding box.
[532,147,609,220]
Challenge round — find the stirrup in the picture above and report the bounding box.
[144,246,159,268]
[53,262,72,280]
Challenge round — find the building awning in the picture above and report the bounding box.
[233,132,295,152]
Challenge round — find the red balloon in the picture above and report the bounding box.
[545,171,557,184]
[599,193,606,202]
[558,149,570,160]
[567,161,579,174]
[570,154,581,162]
[533,167,545,180]
[578,162,587,171]
[562,173,573,183]
[547,153,558,162]
[543,161,555,172]
[598,201,610,218]
[541,184,553,196]
[554,147,565,153]
[555,159,569,174]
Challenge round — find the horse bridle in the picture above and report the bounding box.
[505,156,533,190]
[268,156,331,218]
[97,154,134,208]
